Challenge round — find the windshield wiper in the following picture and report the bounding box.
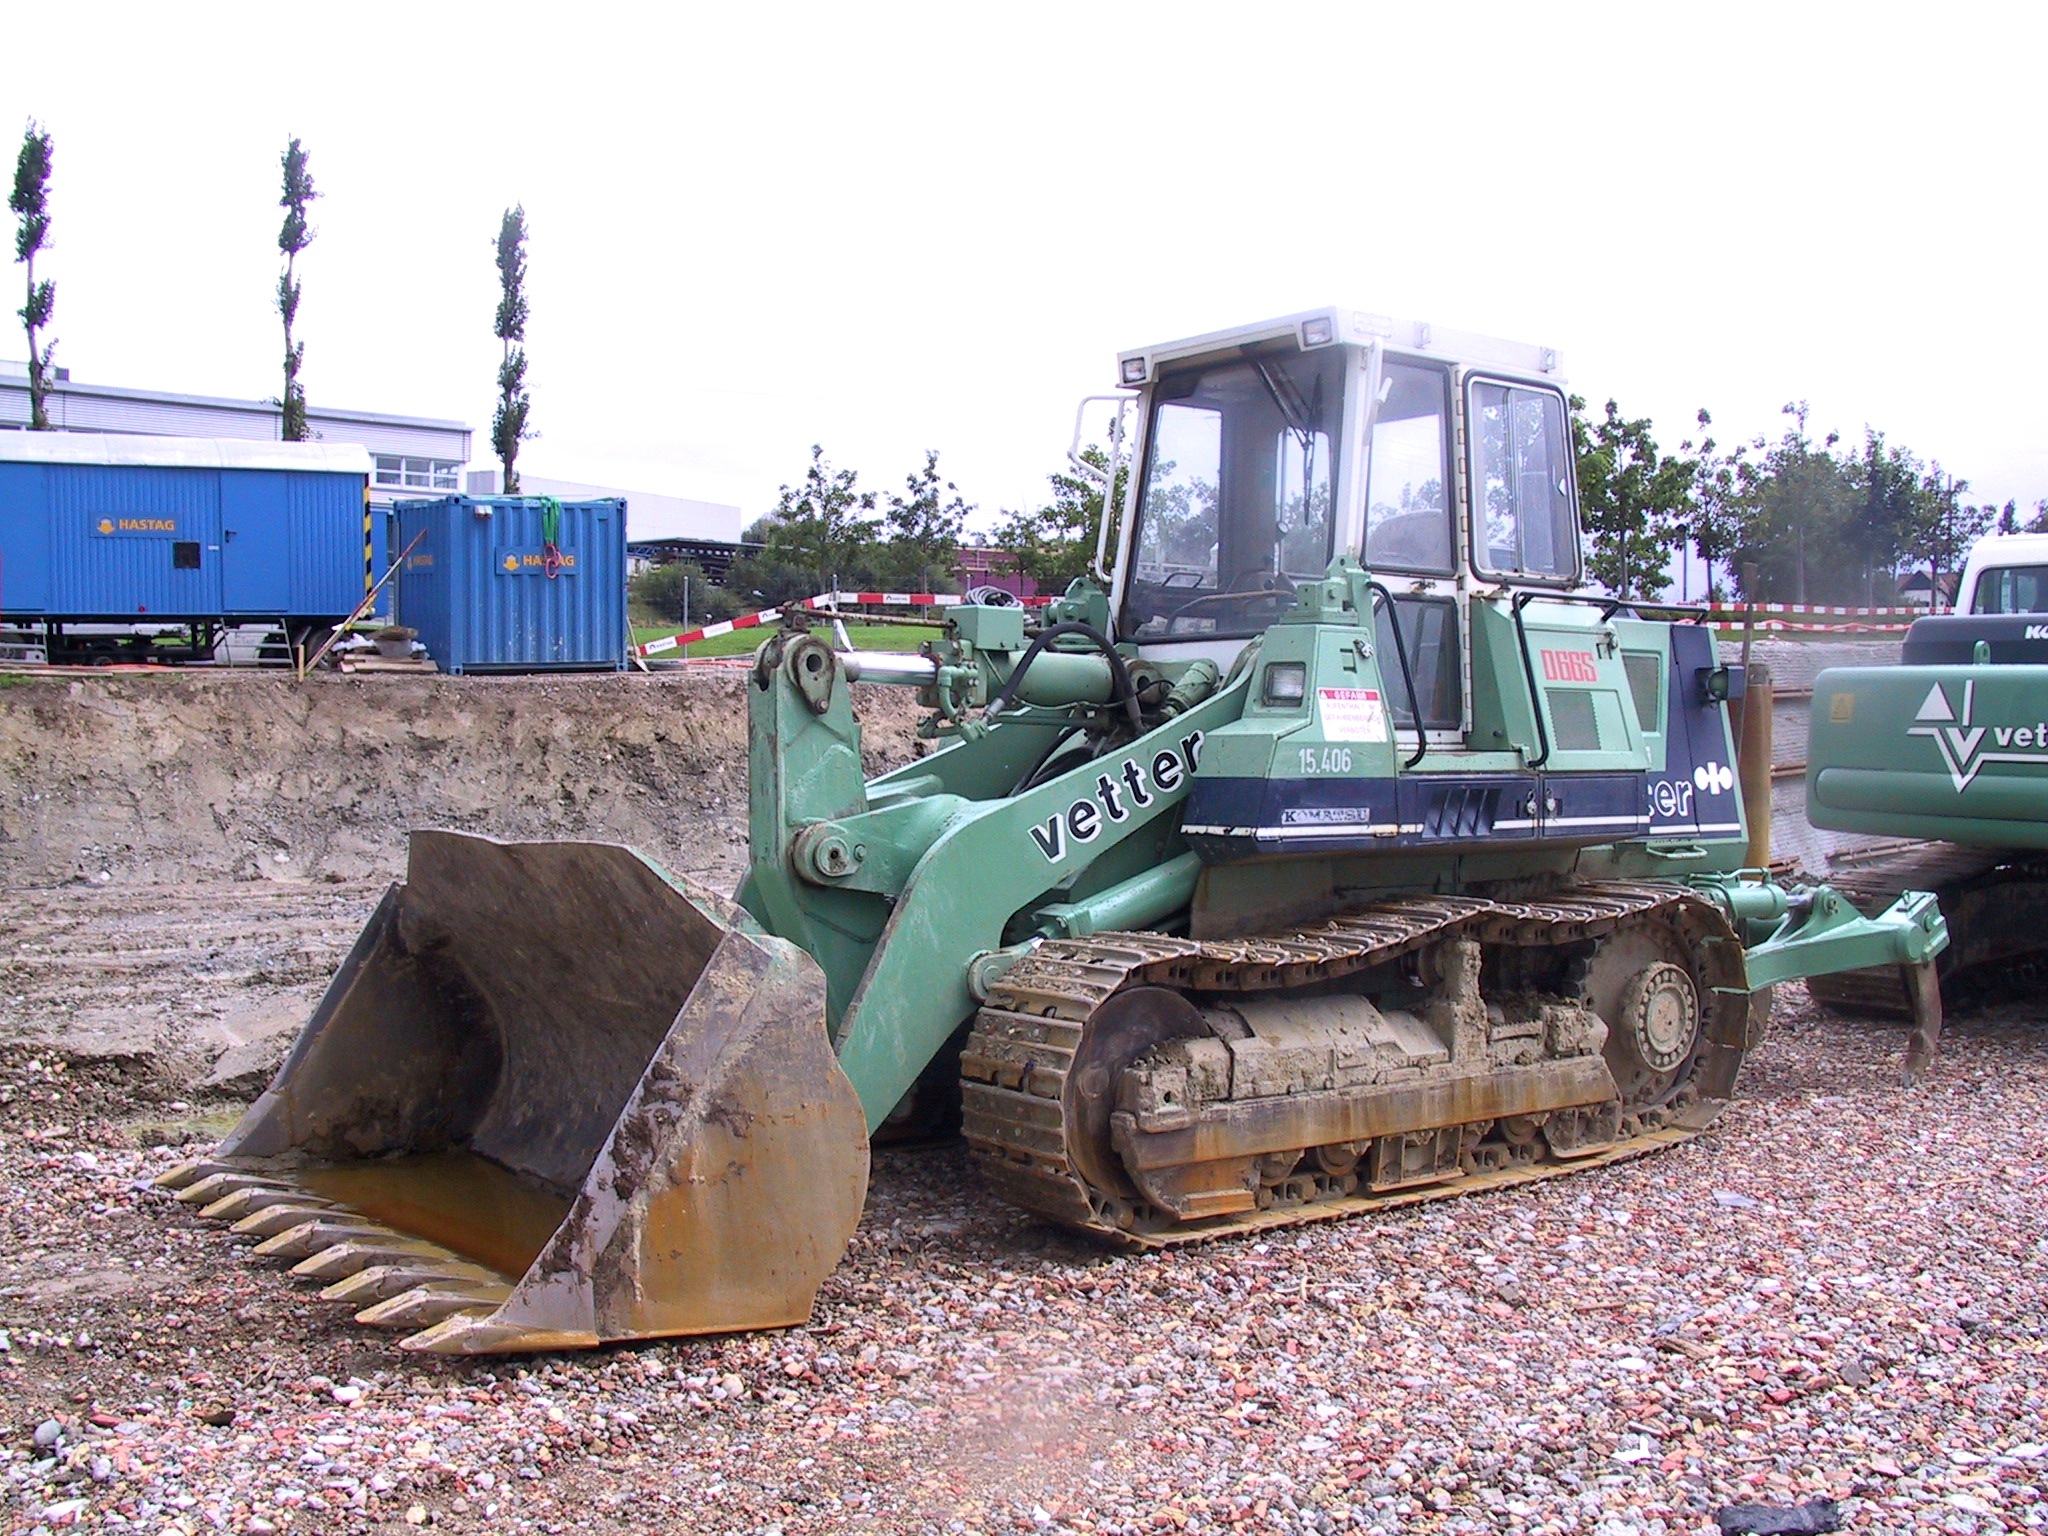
[1252,357,1321,443]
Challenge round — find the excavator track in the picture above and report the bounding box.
[960,883,1753,1247]
[1808,844,2048,1017]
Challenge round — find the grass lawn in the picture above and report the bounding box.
[630,617,943,658]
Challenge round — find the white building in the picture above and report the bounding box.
[4,361,743,540]
[465,470,741,543]
[1,361,471,498]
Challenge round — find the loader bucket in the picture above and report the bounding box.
[155,830,869,1354]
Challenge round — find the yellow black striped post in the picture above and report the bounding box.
[363,487,374,595]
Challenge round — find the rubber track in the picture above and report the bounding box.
[959,882,1746,1247]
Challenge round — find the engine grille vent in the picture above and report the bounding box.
[1422,783,1502,838]
[1548,690,1603,752]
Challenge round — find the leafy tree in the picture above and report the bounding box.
[755,444,878,595]
[1572,397,1694,599]
[872,450,969,593]
[630,559,742,626]
[994,444,1128,590]
[723,546,827,609]
[1840,429,1932,605]
[276,137,317,441]
[2029,500,2048,535]
[1908,470,1992,607]
[1995,499,2021,536]
[1675,410,1751,601]
[492,206,533,493]
[10,120,56,431]
[1730,403,1858,602]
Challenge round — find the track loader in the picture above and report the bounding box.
[159,308,1948,1352]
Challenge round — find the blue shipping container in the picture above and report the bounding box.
[394,496,627,674]
[0,434,373,624]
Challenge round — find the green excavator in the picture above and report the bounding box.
[1804,531,2048,1070]
[159,307,1947,1352]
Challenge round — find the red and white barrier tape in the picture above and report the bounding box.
[637,593,1930,658]
[1700,603,1928,619]
[1706,619,1911,633]
[636,591,1050,657]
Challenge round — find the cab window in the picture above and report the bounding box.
[1120,346,1343,641]
[1974,565,2048,614]
[1363,362,1453,575]
[1469,380,1578,581]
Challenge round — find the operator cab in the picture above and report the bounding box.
[1107,308,1580,742]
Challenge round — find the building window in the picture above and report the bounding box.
[375,455,463,490]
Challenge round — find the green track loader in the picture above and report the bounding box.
[160,308,1947,1352]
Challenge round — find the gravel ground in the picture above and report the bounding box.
[4,887,2046,1536]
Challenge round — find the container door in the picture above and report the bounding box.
[220,472,291,615]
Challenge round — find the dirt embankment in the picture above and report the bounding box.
[0,668,928,892]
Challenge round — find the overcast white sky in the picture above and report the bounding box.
[7,3,2045,532]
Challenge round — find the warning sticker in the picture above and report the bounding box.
[1317,687,1388,743]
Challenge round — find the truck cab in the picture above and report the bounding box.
[1955,532,2048,617]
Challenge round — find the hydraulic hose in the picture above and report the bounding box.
[985,622,1144,736]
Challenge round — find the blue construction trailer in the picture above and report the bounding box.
[0,433,375,663]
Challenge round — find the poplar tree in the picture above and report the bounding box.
[277,137,317,440]
[10,121,56,431]
[492,205,532,493]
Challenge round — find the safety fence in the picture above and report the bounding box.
[635,591,1052,658]
[1695,602,1926,634]
[635,594,1935,659]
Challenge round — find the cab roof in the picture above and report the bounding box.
[1116,306,1564,387]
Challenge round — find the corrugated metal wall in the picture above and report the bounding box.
[285,471,366,615]
[0,458,371,623]
[395,497,627,673]
[1,380,471,465]
[49,464,221,617]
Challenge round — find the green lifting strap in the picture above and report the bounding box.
[538,496,564,578]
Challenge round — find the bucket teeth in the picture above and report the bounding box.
[175,1171,286,1206]
[354,1283,512,1330]
[154,1159,243,1192]
[396,1311,600,1356]
[251,1218,394,1261]
[199,1186,338,1223]
[290,1239,479,1284]
[230,1203,356,1240]
[319,1260,503,1305]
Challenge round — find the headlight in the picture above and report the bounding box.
[1262,662,1307,706]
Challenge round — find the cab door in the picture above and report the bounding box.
[1360,358,1464,740]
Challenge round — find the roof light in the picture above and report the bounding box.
[1120,356,1149,385]
[1299,315,1335,348]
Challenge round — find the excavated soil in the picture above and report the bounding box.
[0,669,927,892]
[3,664,2047,1534]
[0,665,929,1104]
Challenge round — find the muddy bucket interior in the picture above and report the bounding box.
[157,830,868,1353]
